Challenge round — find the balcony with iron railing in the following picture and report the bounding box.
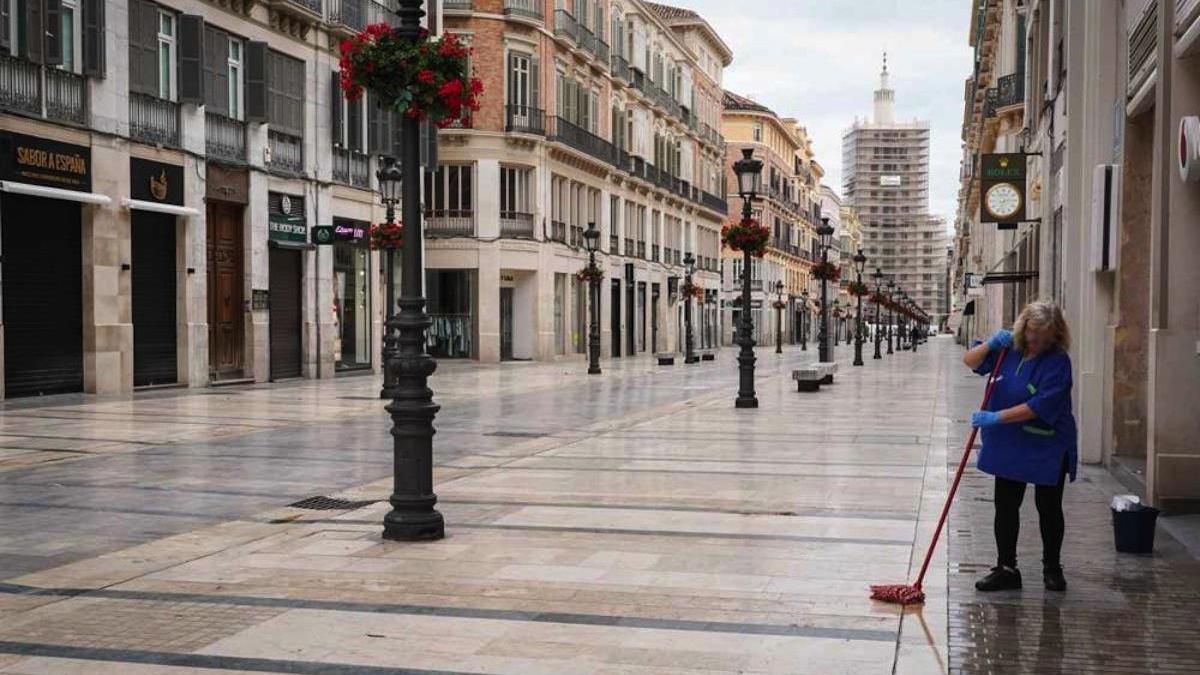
[500,211,534,238]
[610,53,630,82]
[636,241,646,259]
[205,112,246,163]
[129,91,180,147]
[332,146,371,189]
[426,209,475,237]
[624,237,634,256]
[502,0,542,21]
[993,72,1024,112]
[651,244,660,262]
[570,224,584,247]
[267,129,304,175]
[609,234,619,254]
[594,39,610,67]
[547,116,617,166]
[549,220,567,243]
[576,24,596,54]
[444,0,473,11]
[45,68,87,125]
[505,104,545,135]
[554,10,578,42]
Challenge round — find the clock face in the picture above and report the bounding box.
[985,182,1022,220]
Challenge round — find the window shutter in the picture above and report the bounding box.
[391,111,403,159]
[177,14,204,105]
[82,0,105,77]
[137,1,159,94]
[347,95,362,151]
[420,118,437,170]
[23,0,43,64]
[530,56,539,110]
[331,70,344,147]
[0,0,9,53]
[203,28,228,114]
[127,0,140,90]
[244,40,268,123]
[43,0,61,65]
[505,52,514,105]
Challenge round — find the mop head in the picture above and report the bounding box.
[870,583,925,605]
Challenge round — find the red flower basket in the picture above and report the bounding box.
[771,300,788,310]
[576,265,604,283]
[368,222,404,250]
[681,280,704,301]
[721,219,770,257]
[339,26,482,127]
[811,261,841,283]
[847,281,870,297]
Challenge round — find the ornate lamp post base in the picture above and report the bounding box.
[383,501,445,541]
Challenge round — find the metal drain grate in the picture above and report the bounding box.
[484,431,548,438]
[288,495,378,511]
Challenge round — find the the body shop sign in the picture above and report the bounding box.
[268,192,306,243]
[0,132,91,191]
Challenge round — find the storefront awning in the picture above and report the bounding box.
[0,180,111,205]
[122,198,199,217]
[981,271,1038,285]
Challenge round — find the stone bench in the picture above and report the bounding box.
[656,353,676,366]
[792,366,823,392]
[816,362,838,385]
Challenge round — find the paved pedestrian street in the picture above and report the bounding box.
[0,340,1197,674]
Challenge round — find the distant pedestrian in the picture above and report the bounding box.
[910,324,921,352]
[962,301,1077,593]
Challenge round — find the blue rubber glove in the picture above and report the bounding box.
[972,411,1002,428]
[987,330,1013,351]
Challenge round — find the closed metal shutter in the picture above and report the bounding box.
[268,246,302,379]
[132,212,177,386]
[2,194,83,397]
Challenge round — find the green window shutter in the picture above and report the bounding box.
[346,93,362,151]
[137,1,159,95]
[244,40,268,123]
[0,0,10,53]
[331,70,344,147]
[82,0,105,77]
[203,27,228,114]
[23,0,44,64]
[177,14,204,105]
[43,0,61,65]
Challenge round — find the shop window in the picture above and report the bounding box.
[333,224,371,371]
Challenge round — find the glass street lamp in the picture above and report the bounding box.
[886,279,896,355]
[799,288,810,351]
[816,217,835,363]
[732,148,763,409]
[852,249,867,366]
[872,267,884,360]
[382,0,444,542]
[774,280,785,354]
[683,252,698,364]
[832,298,842,346]
[584,222,602,374]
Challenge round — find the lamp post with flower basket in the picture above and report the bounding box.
[726,148,766,408]
[773,281,785,354]
[886,279,897,355]
[339,0,484,542]
[682,252,699,364]
[799,289,809,351]
[871,268,884,360]
[814,217,838,363]
[850,249,868,366]
[581,222,602,374]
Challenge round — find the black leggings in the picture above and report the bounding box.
[993,458,1067,569]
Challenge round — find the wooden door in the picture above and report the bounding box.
[206,202,244,379]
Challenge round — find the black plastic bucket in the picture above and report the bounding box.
[1111,506,1160,554]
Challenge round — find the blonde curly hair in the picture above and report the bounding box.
[1013,301,1071,353]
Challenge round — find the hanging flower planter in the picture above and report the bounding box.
[846,280,870,297]
[681,280,704,301]
[871,291,889,306]
[339,26,482,128]
[368,222,404,250]
[721,219,770,257]
[811,261,841,283]
[576,265,604,283]
[771,299,788,310]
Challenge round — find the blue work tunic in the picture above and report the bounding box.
[973,347,1078,486]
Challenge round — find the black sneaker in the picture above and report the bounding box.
[975,566,1023,592]
[1043,566,1067,592]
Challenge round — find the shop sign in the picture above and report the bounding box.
[0,131,91,192]
[130,157,183,205]
[980,153,1027,228]
[311,225,336,246]
[268,192,306,243]
[333,219,368,242]
[206,164,249,203]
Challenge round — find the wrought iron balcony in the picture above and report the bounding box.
[502,0,541,21]
[609,234,618,254]
[205,112,247,163]
[505,104,545,135]
[548,116,617,166]
[594,39,610,67]
[129,92,180,147]
[570,224,584,247]
[500,211,534,238]
[993,72,1024,111]
[0,53,41,117]
[549,220,568,243]
[0,55,88,126]
[699,190,728,215]
[267,130,304,175]
[426,210,475,237]
[577,25,596,54]
[554,10,578,42]
[651,244,660,262]
[45,69,87,125]
[444,0,473,11]
[610,53,630,82]
[332,146,371,188]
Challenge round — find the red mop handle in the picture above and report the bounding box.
[911,348,1008,590]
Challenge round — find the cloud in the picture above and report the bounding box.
[681,0,974,228]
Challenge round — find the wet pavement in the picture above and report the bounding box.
[0,339,1195,673]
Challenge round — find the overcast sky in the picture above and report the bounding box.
[687,0,973,227]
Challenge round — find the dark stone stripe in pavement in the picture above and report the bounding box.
[500,454,927,467]
[451,523,914,546]
[435,465,925,480]
[437,498,919,521]
[0,584,898,642]
[0,641,472,675]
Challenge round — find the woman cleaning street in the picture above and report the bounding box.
[962,301,1078,593]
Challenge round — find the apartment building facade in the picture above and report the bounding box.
[434,0,731,362]
[843,57,949,329]
[952,0,1200,509]
[0,0,446,399]
[719,92,824,347]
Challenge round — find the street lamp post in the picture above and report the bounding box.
[774,280,784,355]
[886,279,896,355]
[381,0,444,542]
[799,289,809,351]
[732,148,763,409]
[683,252,698,364]
[872,268,883,360]
[583,222,602,374]
[852,249,867,367]
[816,217,834,363]
[377,157,403,400]
[832,299,841,346]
